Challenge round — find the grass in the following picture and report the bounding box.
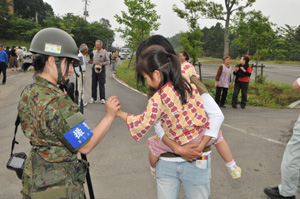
[1,40,31,49]
[116,57,300,109]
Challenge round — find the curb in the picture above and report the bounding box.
[288,100,300,109]
[112,73,147,97]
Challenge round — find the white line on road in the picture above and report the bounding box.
[222,123,287,146]
[113,73,287,147]
[7,73,25,79]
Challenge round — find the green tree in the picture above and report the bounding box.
[231,10,275,82]
[0,0,12,39]
[114,0,160,51]
[205,0,256,56]
[14,0,54,24]
[167,33,182,53]
[173,0,206,65]
[201,22,224,58]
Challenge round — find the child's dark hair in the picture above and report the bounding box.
[136,45,192,104]
[180,51,189,61]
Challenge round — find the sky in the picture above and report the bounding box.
[43,0,300,48]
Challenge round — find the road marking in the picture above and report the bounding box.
[222,123,287,146]
[112,74,147,97]
[112,72,287,147]
[7,73,25,79]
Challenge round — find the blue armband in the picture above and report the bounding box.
[63,121,93,150]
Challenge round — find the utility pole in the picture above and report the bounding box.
[83,0,90,20]
[35,12,38,23]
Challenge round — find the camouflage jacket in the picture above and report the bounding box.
[18,76,89,198]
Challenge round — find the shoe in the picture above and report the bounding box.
[241,106,246,109]
[263,187,295,199]
[83,102,88,107]
[89,98,97,104]
[220,105,226,108]
[232,105,237,109]
[228,166,241,179]
[2,82,5,85]
[100,99,106,104]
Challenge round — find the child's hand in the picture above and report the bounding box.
[176,144,203,162]
[216,81,220,87]
[106,96,121,119]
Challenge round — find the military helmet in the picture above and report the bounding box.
[30,28,79,60]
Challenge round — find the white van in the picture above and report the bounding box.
[119,48,131,60]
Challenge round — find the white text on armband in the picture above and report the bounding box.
[63,121,93,149]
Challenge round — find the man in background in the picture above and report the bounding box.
[75,43,89,107]
[88,40,110,104]
[0,44,8,85]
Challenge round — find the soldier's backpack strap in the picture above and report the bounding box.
[10,114,21,157]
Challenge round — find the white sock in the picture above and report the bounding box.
[150,166,156,172]
[226,160,237,171]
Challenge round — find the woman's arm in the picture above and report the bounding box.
[79,96,121,154]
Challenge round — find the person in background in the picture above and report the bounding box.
[88,40,110,104]
[75,43,89,107]
[0,44,8,84]
[179,50,190,66]
[17,46,24,64]
[263,78,300,199]
[232,55,252,109]
[5,46,10,67]
[111,50,118,74]
[9,46,18,71]
[215,56,232,108]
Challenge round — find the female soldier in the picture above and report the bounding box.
[18,28,120,199]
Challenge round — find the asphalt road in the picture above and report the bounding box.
[0,62,300,199]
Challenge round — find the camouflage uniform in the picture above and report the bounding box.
[18,76,90,199]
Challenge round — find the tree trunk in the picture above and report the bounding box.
[223,16,230,56]
[128,50,135,68]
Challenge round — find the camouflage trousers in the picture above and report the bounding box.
[22,150,88,199]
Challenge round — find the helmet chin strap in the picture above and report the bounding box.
[55,58,68,86]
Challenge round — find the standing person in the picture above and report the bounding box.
[263,78,300,199]
[111,50,118,74]
[9,46,18,71]
[0,44,8,85]
[5,46,10,67]
[88,40,110,104]
[215,56,232,108]
[231,55,252,109]
[18,28,121,199]
[17,46,24,64]
[75,43,89,106]
[179,50,190,65]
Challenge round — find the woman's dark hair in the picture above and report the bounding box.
[136,45,192,104]
[180,51,189,61]
[242,55,251,64]
[11,46,16,53]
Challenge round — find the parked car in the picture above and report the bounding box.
[119,48,131,60]
[21,46,32,59]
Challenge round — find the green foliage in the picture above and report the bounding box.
[231,10,275,55]
[180,29,203,64]
[116,56,148,93]
[0,0,12,39]
[167,33,182,53]
[173,0,207,64]
[201,22,224,58]
[114,0,160,51]
[204,80,300,109]
[14,0,54,25]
